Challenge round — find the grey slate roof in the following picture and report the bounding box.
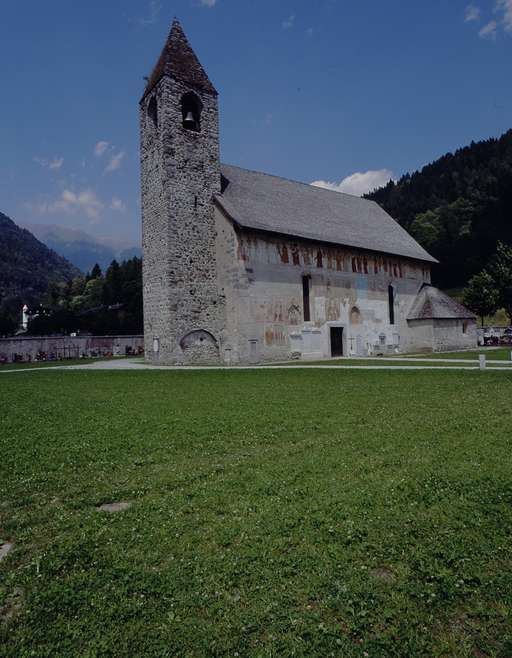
[408,285,476,320]
[216,164,437,263]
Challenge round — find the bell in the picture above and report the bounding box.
[183,111,196,128]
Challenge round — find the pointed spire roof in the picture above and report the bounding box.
[142,19,217,99]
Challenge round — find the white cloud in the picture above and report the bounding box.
[105,151,125,173]
[27,189,105,222]
[479,19,497,38]
[464,4,481,22]
[282,14,295,29]
[311,169,395,197]
[496,0,512,32]
[58,190,104,220]
[111,197,127,212]
[94,141,110,157]
[306,27,314,37]
[33,156,64,171]
[466,1,512,38]
[200,0,217,7]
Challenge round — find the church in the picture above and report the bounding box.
[140,20,477,365]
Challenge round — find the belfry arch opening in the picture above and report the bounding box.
[181,92,203,132]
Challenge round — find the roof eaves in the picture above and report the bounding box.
[215,194,438,264]
[218,165,439,265]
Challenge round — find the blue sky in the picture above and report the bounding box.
[0,0,511,246]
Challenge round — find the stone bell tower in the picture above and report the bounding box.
[140,19,225,364]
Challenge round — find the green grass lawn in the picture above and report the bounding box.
[2,369,512,656]
[280,358,511,368]
[280,349,512,367]
[402,348,512,361]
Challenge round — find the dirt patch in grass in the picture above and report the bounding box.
[0,542,13,562]
[0,588,24,625]
[370,566,396,583]
[96,502,132,513]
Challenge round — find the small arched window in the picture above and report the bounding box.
[181,92,203,132]
[388,285,395,325]
[147,96,158,128]
[350,306,361,325]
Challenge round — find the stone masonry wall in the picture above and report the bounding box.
[0,335,144,364]
[140,82,170,362]
[141,76,226,365]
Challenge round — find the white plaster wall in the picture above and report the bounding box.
[402,320,435,353]
[432,319,478,352]
[215,212,439,363]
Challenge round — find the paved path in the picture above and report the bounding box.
[2,357,512,374]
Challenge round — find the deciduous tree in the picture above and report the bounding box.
[462,271,499,326]
[489,242,512,323]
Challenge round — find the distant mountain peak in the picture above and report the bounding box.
[21,222,141,272]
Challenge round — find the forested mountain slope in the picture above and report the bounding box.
[367,129,512,288]
[0,211,79,323]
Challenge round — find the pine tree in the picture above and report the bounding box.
[87,263,102,281]
[103,260,122,305]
